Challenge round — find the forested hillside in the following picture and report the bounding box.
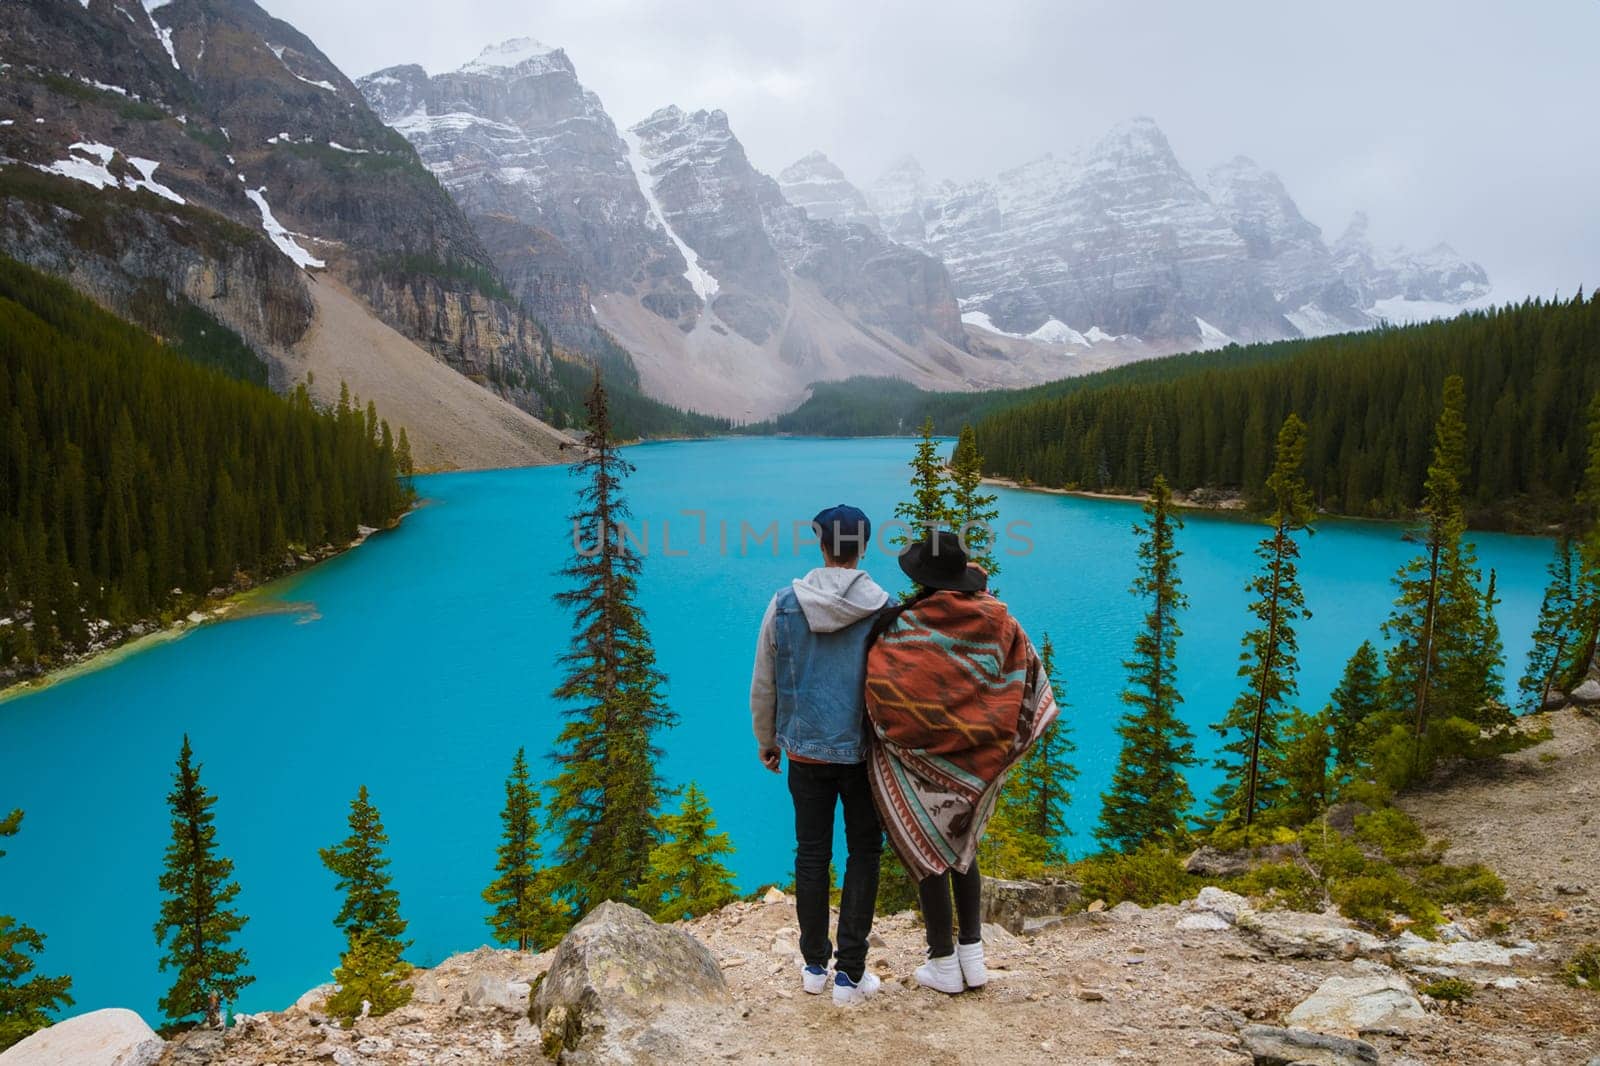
[0,257,413,677]
[973,294,1600,527]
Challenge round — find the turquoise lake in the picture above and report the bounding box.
[0,437,1555,1020]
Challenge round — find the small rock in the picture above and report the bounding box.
[293,983,338,1013]
[867,932,888,948]
[1392,930,1534,968]
[1086,899,1106,913]
[1236,908,1384,960]
[1554,882,1588,896]
[1076,987,1106,1001]
[355,1036,393,1055]
[408,970,443,1005]
[1022,915,1068,936]
[1239,1024,1379,1066]
[762,886,786,904]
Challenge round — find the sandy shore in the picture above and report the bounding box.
[982,475,1248,511]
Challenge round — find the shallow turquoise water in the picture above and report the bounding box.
[0,437,1553,1020]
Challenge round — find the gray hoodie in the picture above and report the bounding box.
[749,566,891,751]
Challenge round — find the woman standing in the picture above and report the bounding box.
[865,530,1059,994]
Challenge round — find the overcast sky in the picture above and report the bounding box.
[262,0,1596,301]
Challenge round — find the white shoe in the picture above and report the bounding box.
[801,963,829,995]
[957,942,988,988]
[914,953,965,994]
[832,970,881,1006]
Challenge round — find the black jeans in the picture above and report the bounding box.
[787,760,883,981]
[919,860,983,957]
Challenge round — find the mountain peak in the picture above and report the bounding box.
[458,38,561,75]
[779,151,845,184]
[1089,115,1177,162]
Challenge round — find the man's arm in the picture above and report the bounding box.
[750,595,781,772]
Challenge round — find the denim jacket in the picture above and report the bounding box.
[750,567,890,764]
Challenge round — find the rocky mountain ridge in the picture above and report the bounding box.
[0,0,575,466]
[361,41,1098,420]
[809,117,1493,351]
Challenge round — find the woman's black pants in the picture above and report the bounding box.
[918,860,983,957]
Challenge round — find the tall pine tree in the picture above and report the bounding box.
[1003,634,1076,867]
[948,424,1001,579]
[320,786,408,948]
[483,748,565,951]
[153,738,252,1029]
[1210,414,1315,830]
[1568,392,1600,683]
[0,809,73,1051]
[547,374,675,913]
[645,783,739,922]
[1520,539,1579,709]
[894,417,953,548]
[1097,476,1197,852]
[1380,375,1486,778]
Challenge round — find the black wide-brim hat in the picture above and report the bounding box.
[899,530,988,592]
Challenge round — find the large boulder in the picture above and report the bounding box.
[1239,1025,1378,1066]
[0,1009,164,1066]
[1184,842,1302,878]
[978,878,1083,935]
[530,901,728,1062]
[1391,929,1535,968]
[1568,678,1600,704]
[1286,969,1425,1035]
[1235,907,1384,959]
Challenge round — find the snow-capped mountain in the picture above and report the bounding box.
[856,117,1490,348]
[776,151,882,232]
[362,42,1067,419]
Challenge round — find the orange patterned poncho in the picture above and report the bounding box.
[864,589,1059,880]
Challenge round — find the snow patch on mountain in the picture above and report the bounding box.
[621,127,719,301]
[1028,318,1089,346]
[31,142,183,204]
[268,45,337,93]
[142,0,179,69]
[1195,316,1234,349]
[459,38,558,76]
[962,310,1021,337]
[244,187,324,269]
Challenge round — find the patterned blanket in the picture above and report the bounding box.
[864,590,1058,880]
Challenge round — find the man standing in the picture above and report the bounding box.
[750,504,888,1006]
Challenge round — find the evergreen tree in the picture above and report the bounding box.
[326,931,411,1026]
[1097,476,1197,852]
[1475,569,1505,711]
[1003,634,1077,866]
[894,417,953,546]
[645,783,739,922]
[948,424,1001,579]
[483,749,565,951]
[0,810,73,1051]
[1380,375,1487,779]
[1569,392,1600,681]
[1520,539,1580,709]
[1327,641,1384,784]
[547,374,676,913]
[0,257,412,676]
[1277,710,1333,826]
[319,787,408,948]
[1211,414,1315,829]
[153,738,252,1029]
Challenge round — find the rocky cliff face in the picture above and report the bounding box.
[861,117,1491,348]
[359,41,698,347]
[0,0,558,416]
[776,151,882,232]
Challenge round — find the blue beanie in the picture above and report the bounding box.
[812,504,871,558]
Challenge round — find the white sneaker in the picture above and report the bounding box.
[957,942,988,988]
[832,970,881,1006]
[914,952,965,994]
[801,963,829,995]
